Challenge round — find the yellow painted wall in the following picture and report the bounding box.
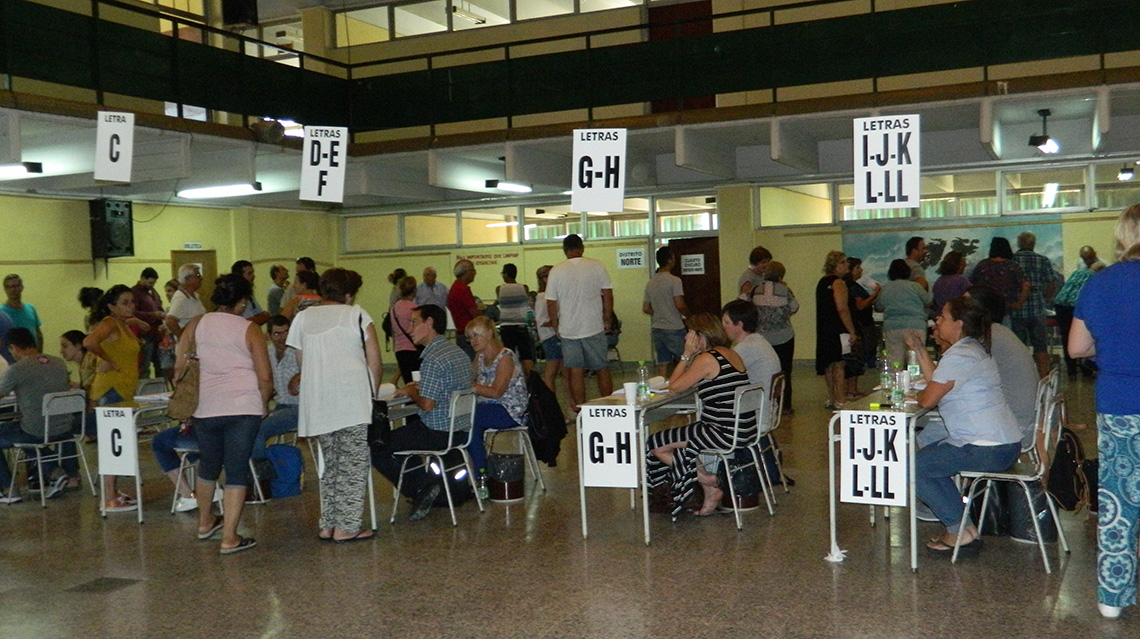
[0,194,334,349]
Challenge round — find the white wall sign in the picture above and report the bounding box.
[853,114,920,211]
[94,111,134,183]
[299,125,348,203]
[571,128,627,213]
[616,248,646,270]
[580,405,638,488]
[680,254,705,275]
[839,410,907,507]
[96,407,138,477]
[182,242,203,250]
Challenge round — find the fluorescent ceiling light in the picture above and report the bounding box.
[452,6,487,24]
[178,182,262,199]
[484,221,517,228]
[1119,166,1135,182]
[0,162,43,180]
[485,179,531,193]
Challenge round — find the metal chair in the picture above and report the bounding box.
[134,378,173,442]
[952,397,1071,573]
[692,383,770,529]
[757,373,790,496]
[486,424,546,492]
[169,443,269,513]
[389,390,485,526]
[8,390,94,508]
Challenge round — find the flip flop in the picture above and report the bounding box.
[317,530,334,542]
[926,538,982,557]
[219,537,257,555]
[197,516,224,540]
[333,530,375,544]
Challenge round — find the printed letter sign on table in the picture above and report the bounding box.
[300,126,348,203]
[853,115,920,211]
[94,111,134,183]
[581,405,638,488]
[839,410,907,507]
[572,128,627,213]
[96,407,138,476]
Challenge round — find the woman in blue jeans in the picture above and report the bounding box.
[905,296,1022,557]
[466,317,529,474]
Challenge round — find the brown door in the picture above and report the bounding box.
[170,250,218,311]
[668,237,720,317]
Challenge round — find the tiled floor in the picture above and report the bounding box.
[0,363,1131,638]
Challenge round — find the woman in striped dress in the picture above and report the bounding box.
[647,313,755,517]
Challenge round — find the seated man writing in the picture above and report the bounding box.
[0,328,73,503]
[371,304,473,521]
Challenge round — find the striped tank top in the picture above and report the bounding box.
[698,349,755,437]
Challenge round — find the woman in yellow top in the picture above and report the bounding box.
[83,285,150,512]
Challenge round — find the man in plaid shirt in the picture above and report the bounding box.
[1011,231,1057,377]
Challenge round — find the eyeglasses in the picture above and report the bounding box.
[271,329,289,336]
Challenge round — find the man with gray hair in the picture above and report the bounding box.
[1011,231,1056,376]
[266,264,289,316]
[415,266,449,307]
[447,259,479,358]
[164,263,206,339]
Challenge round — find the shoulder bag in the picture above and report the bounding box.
[359,310,390,448]
[167,318,200,422]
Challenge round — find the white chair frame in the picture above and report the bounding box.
[691,383,771,529]
[952,396,1071,572]
[7,390,94,508]
[756,373,789,497]
[389,390,485,526]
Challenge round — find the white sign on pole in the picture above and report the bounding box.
[580,405,638,488]
[94,111,134,183]
[616,248,646,270]
[96,407,138,477]
[680,254,705,276]
[853,114,920,210]
[838,410,907,507]
[299,126,348,203]
[571,128,627,213]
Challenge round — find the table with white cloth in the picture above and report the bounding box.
[577,386,698,546]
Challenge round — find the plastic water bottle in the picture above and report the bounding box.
[878,348,892,389]
[890,362,905,404]
[907,349,920,378]
[477,470,489,500]
[636,361,651,402]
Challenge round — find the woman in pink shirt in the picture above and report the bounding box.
[174,274,272,555]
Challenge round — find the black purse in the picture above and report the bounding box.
[360,311,390,448]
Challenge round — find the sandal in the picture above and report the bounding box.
[333,530,375,544]
[219,537,257,555]
[103,495,137,513]
[197,516,224,540]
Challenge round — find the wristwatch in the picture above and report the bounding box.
[679,354,692,362]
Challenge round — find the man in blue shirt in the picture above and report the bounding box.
[371,304,473,521]
[1011,231,1057,377]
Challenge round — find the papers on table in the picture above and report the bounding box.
[133,392,172,402]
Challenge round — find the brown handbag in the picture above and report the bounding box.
[167,319,200,422]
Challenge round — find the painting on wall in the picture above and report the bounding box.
[842,222,1064,288]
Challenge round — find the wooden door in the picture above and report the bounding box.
[170,250,218,311]
[668,237,720,317]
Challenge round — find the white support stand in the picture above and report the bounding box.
[97,406,146,524]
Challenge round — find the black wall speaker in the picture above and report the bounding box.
[90,199,134,258]
[222,0,258,27]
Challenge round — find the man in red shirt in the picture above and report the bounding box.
[131,267,165,378]
[447,259,479,359]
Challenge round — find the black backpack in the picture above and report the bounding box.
[525,371,567,466]
[1047,426,1090,512]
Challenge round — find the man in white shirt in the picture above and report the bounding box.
[545,234,614,410]
[164,263,206,338]
[643,246,687,377]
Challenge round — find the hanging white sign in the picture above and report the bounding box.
[300,125,348,203]
[94,111,134,183]
[571,128,627,213]
[579,405,638,488]
[839,410,907,507]
[853,115,920,211]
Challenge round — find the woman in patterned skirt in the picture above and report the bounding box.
[646,313,754,517]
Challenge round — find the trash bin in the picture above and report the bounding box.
[487,453,525,503]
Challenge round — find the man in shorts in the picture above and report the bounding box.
[643,246,687,377]
[545,234,614,411]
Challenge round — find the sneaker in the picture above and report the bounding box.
[409,481,442,521]
[0,493,22,505]
[175,496,199,513]
[914,501,939,522]
[44,475,68,500]
[1099,604,1123,619]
